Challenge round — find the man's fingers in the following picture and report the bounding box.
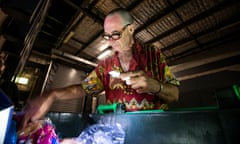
[19,104,37,130]
[120,71,142,79]
[136,88,144,94]
[19,114,29,131]
[119,70,152,93]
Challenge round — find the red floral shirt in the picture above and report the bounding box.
[81,42,180,111]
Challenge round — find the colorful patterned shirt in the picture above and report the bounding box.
[81,42,180,111]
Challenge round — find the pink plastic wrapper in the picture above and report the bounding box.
[18,118,59,144]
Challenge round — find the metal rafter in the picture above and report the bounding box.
[147,0,237,45]
[165,13,240,62]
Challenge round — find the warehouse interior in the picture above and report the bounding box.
[0,0,239,113]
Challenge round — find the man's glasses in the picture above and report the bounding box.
[103,24,130,41]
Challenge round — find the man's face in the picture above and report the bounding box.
[103,14,133,53]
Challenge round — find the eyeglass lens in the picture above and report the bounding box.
[103,33,121,40]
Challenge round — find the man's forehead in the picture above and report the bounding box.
[104,14,123,32]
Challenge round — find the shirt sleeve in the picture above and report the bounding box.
[159,52,180,86]
[163,64,180,86]
[81,67,104,96]
[141,43,180,87]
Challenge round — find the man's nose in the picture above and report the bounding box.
[108,37,114,42]
[108,38,115,44]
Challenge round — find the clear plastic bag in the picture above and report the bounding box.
[73,123,125,144]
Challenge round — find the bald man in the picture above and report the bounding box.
[20,8,180,129]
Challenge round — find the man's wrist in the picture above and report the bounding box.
[150,82,163,95]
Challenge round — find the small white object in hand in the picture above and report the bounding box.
[109,71,130,81]
[109,71,120,78]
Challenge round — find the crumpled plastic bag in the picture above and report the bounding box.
[72,123,125,144]
[17,118,59,144]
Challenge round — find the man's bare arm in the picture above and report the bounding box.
[20,84,86,130]
[51,84,86,100]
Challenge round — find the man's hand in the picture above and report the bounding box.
[119,70,179,103]
[119,70,160,94]
[19,91,55,131]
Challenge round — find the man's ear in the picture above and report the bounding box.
[128,23,135,34]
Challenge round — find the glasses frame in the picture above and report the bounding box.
[103,24,130,41]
